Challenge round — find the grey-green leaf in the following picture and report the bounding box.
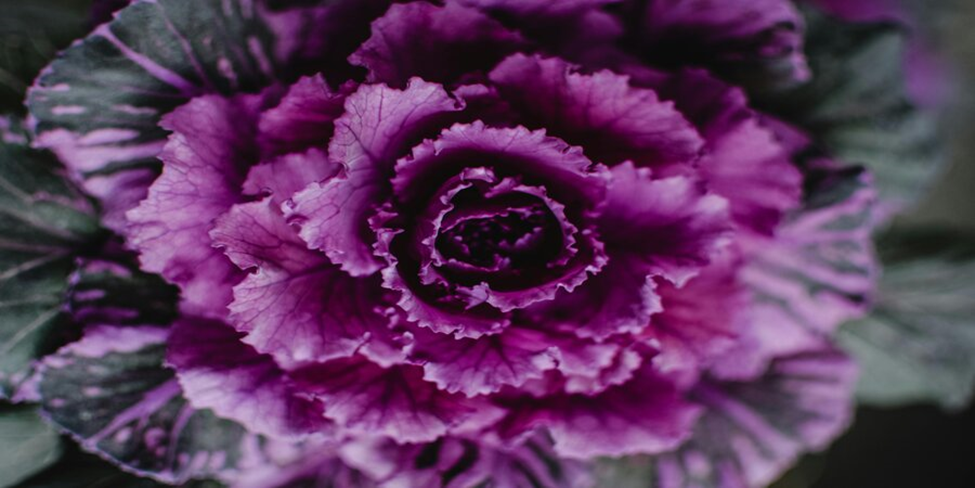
[0,405,63,487]
[756,7,943,210]
[0,117,101,398]
[838,228,975,410]
[68,254,180,327]
[37,326,265,484]
[27,0,285,193]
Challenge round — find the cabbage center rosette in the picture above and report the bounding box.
[138,68,732,450]
[27,0,877,486]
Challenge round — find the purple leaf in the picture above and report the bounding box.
[648,347,857,488]
[489,54,705,170]
[498,366,701,458]
[212,198,404,368]
[293,356,504,443]
[126,95,263,316]
[286,79,464,277]
[350,2,528,87]
[166,316,332,439]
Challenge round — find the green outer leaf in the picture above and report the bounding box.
[756,7,943,211]
[37,326,264,485]
[0,405,63,487]
[0,117,101,398]
[27,0,284,185]
[68,253,180,327]
[593,456,656,488]
[838,228,975,410]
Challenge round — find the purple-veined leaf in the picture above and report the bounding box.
[716,165,877,378]
[597,347,856,488]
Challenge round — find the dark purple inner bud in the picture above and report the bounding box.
[439,202,555,268]
[435,190,566,290]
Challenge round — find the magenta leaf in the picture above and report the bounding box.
[293,356,503,443]
[166,317,332,439]
[489,54,705,170]
[213,198,403,368]
[498,366,701,459]
[350,2,527,87]
[622,347,857,488]
[286,79,464,276]
[633,0,808,90]
[126,95,263,316]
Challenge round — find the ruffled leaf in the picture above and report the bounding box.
[452,0,624,60]
[234,449,374,488]
[525,257,662,341]
[392,122,607,212]
[350,2,528,87]
[126,95,261,316]
[0,117,101,399]
[265,0,395,85]
[37,326,265,484]
[489,54,704,169]
[648,248,748,384]
[755,7,942,214]
[243,148,342,205]
[166,317,332,439]
[838,229,975,410]
[293,356,503,443]
[530,162,730,340]
[383,123,609,338]
[410,326,559,397]
[0,405,63,487]
[351,435,593,488]
[498,366,700,459]
[648,70,802,234]
[454,0,619,17]
[597,163,731,284]
[212,198,402,368]
[599,347,856,488]
[257,74,349,158]
[286,79,463,276]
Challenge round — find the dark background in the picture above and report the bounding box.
[774,405,975,487]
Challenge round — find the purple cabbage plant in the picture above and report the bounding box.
[3,0,955,486]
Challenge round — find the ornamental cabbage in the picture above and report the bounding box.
[24,1,879,486]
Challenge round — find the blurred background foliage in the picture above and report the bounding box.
[898,0,975,233]
[775,0,975,486]
[0,0,973,486]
